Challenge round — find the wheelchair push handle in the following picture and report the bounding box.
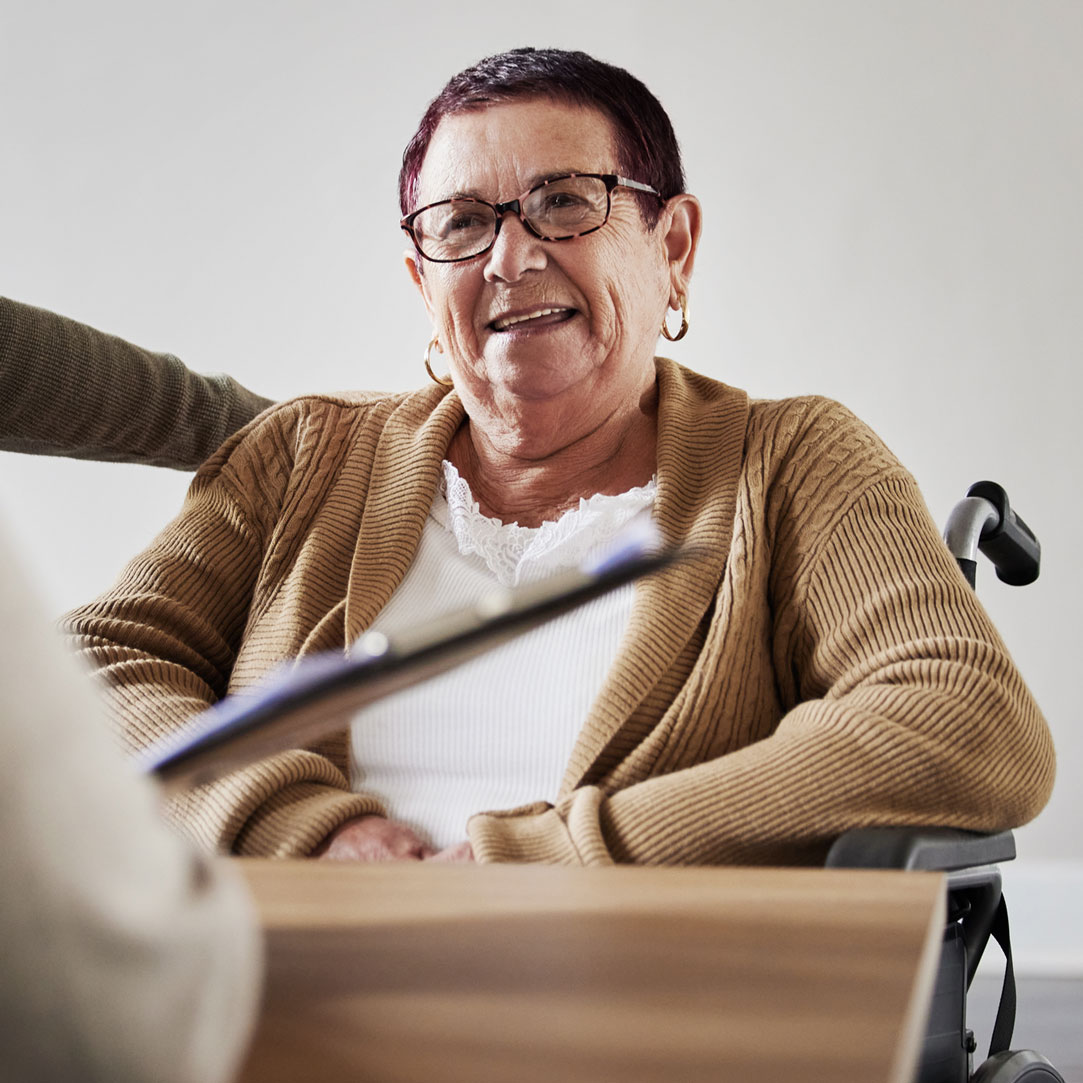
[943,481,1040,588]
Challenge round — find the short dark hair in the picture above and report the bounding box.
[399,47,686,230]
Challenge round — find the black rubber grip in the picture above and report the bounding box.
[966,481,1041,586]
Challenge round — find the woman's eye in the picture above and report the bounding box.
[430,207,489,239]
[448,212,485,231]
[543,192,587,212]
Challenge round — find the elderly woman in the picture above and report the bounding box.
[36,47,1053,863]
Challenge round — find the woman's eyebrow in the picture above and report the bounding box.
[441,170,600,202]
[525,169,598,189]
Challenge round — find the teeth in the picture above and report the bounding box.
[493,307,565,331]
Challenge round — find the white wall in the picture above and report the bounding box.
[2,1,1080,968]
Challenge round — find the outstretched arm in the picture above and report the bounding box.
[0,297,273,469]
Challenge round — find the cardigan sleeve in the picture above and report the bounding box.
[63,411,386,856]
[468,460,1055,866]
[0,297,273,469]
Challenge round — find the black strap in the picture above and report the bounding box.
[988,894,1017,1057]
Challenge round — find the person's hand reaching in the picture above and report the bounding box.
[314,815,436,861]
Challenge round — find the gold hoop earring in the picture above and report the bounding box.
[661,293,689,342]
[424,335,453,388]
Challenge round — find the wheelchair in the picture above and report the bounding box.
[826,481,1064,1083]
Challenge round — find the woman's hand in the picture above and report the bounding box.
[314,815,436,861]
[426,840,474,863]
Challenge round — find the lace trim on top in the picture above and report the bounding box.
[435,459,657,587]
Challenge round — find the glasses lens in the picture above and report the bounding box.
[411,200,497,261]
[522,175,610,239]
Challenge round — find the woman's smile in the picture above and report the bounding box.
[488,305,578,333]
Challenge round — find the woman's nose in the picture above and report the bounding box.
[483,214,547,283]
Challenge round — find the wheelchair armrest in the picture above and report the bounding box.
[825,827,1016,871]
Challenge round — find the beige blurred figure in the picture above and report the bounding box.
[0,518,261,1083]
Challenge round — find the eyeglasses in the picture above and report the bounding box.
[401,173,663,263]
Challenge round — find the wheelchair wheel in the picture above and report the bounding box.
[971,1049,1065,1082]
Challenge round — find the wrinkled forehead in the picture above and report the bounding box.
[414,98,621,206]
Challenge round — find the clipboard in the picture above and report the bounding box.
[140,533,683,793]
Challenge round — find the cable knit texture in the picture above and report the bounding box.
[24,300,1052,863]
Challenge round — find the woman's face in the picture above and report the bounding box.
[406,98,694,456]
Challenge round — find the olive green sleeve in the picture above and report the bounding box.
[0,297,274,470]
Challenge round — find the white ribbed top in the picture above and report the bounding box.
[349,461,656,849]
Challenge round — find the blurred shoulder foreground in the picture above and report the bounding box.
[0,516,262,1083]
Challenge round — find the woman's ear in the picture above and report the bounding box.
[660,194,702,306]
[404,249,434,319]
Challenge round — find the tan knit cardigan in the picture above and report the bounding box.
[62,353,1055,864]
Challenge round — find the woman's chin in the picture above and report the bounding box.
[489,371,593,409]
[474,352,597,407]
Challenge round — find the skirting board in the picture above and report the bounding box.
[970,859,1083,978]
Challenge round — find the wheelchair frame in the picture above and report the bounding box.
[826,481,1062,1083]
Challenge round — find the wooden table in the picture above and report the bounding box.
[238,862,945,1083]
